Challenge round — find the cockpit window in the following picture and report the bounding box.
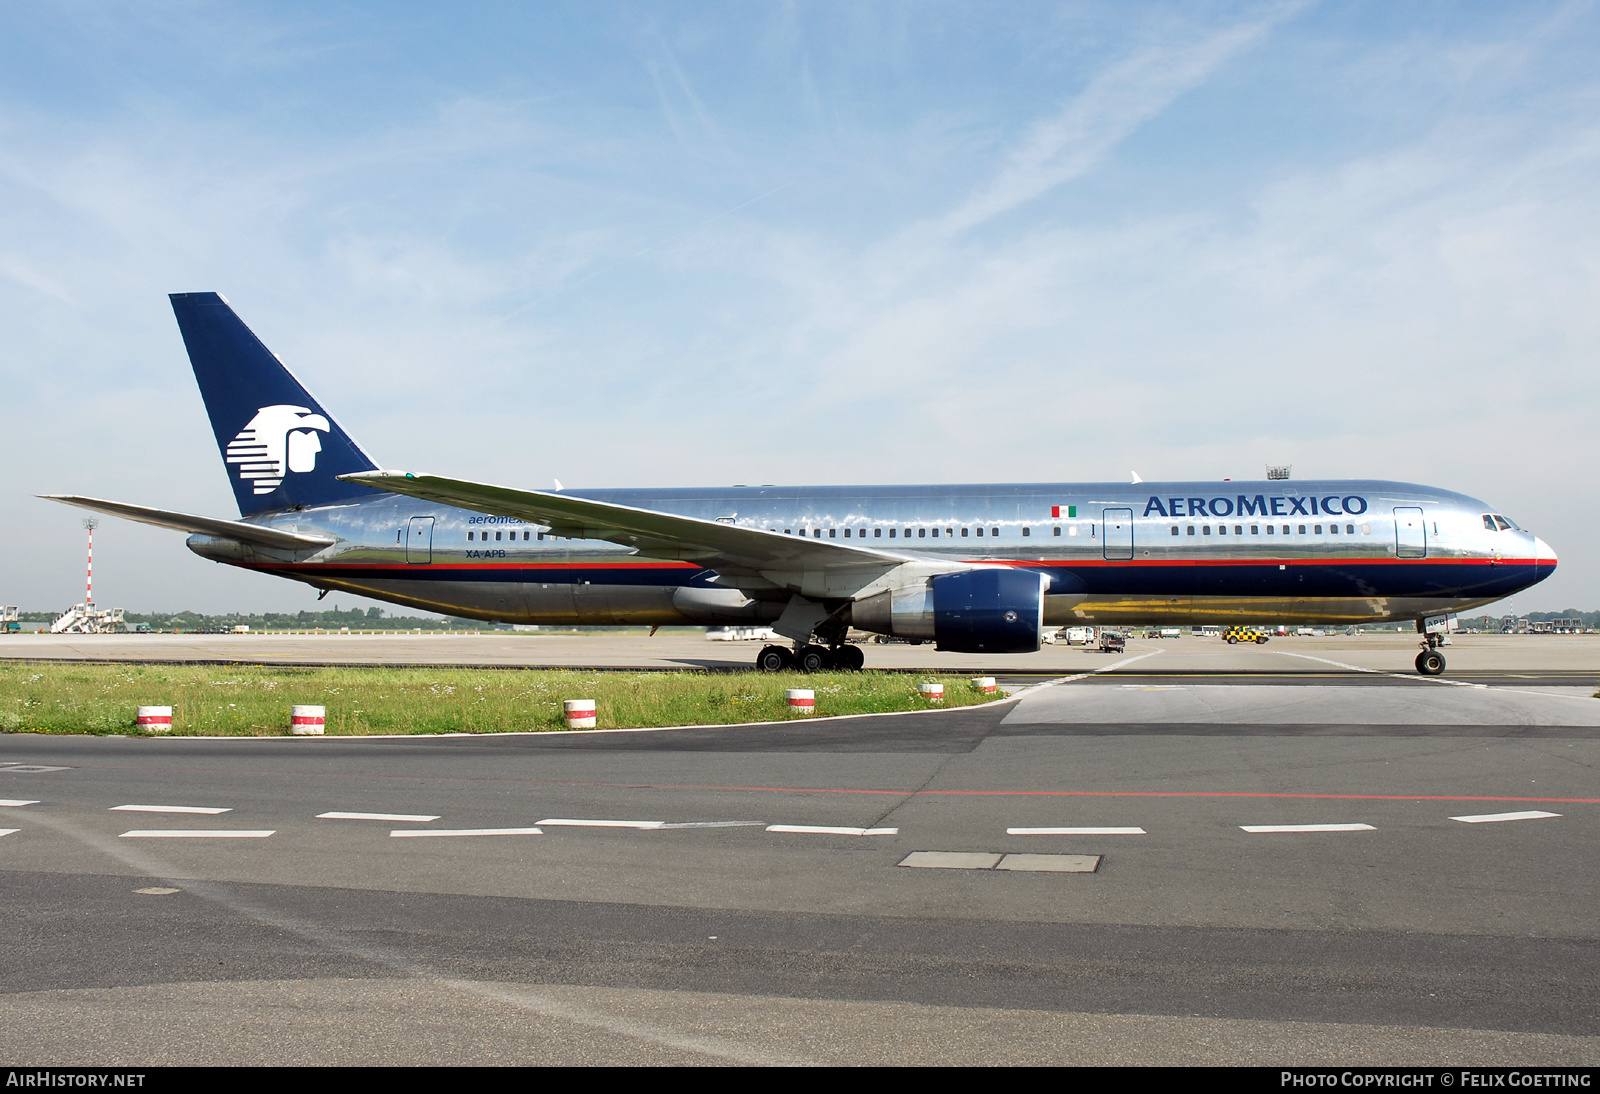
[1494,515,1514,531]
[1483,515,1497,531]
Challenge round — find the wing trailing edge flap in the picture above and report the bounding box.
[340,471,919,597]
[39,495,336,551]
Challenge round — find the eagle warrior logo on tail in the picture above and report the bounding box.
[225,405,331,495]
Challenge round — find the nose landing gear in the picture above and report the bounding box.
[1416,634,1447,676]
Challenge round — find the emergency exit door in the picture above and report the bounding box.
[406,516,434,564]
[1103,508,1134,561]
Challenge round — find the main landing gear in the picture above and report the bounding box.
[1415,634,1447,676]
[756,642,866,673]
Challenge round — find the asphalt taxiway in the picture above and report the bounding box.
[2,635,1598,1064]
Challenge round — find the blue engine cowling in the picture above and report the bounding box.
[933,569,1047,653]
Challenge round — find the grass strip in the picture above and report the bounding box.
[0,662,1003,736]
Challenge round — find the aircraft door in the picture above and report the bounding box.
[1103,508,1134,561]
[1394,507,1426,559]
[406,516,435,564]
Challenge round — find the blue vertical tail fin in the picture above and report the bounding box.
[170,292,379,517]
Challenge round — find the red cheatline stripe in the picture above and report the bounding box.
[1006,557,1541,569]
[235,557,1543,575]
[519,783,1600,804]
[237,562,702,574]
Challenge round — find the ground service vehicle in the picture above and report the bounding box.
[1224,626,1270,644]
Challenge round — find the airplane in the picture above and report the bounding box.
[44,292,1558,677]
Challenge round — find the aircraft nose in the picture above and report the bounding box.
[1535,536,1558,569]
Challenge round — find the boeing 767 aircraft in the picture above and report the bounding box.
[45,293,1557,676]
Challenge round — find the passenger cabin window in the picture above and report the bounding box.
[946,528,953,536]
[843,529,850,537]
[1187,526,1195,535]
[874,528,882,537]
[1314,525,1322,534]
[828,529,836,538]
[1022,527,1030,537]
[962,528,970,536]
[1235,525,1243,535]
[1266,525,1274,534]
[976,527,983,537]
[889,529,896,538]
[1346,524,1354,534]
[814,529,822,538]
[467,532,474,541]
[1297,525,1306,534]
[1203,526,1211,535]
[918,528,926,538]
[1218,525,1227,535]
[1170,526,1179,536]
[991,527,999,537]
[1250,525,1259,535]
[495,531,502,541]
[1054,527,1062,536]
[1329,524,1339,534]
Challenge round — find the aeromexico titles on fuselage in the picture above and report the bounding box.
[40,291,1557,678]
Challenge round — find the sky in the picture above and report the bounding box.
[1,1,1596,616]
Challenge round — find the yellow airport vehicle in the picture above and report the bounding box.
[1223,626,1270,645]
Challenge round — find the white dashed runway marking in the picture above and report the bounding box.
[1007,826,1146,836]
[536,818,664,829]
[317,811,440,822]
[0,829,18,838]
[118,829,275,838]
[898,851,1101,872]
[0,800,39,808]
[389,827,542,838]
[1240,823,1375,834]
[1449,810,1562,824]
[112,804,231,815]
[766,825,898,836]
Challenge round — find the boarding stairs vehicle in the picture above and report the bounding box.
[49,603,126,634]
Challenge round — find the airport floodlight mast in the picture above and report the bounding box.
[1266,465,1292,480]
[82,518,98,606]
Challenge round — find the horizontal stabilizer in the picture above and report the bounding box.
[39,495,335,550]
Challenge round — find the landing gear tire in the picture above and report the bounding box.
[756,645,793,673]
[834,645,865,671]
[1416,649,1446,676]
[797,644,830,673]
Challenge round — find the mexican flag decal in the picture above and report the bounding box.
[1051,505,1077,518]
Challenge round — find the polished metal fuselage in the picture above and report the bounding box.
[187,479,1556,629]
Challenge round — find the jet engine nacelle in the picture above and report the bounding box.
[851,568,1048,653]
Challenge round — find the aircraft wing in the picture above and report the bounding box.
[340,470,912,595]
[39,495,336,551]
